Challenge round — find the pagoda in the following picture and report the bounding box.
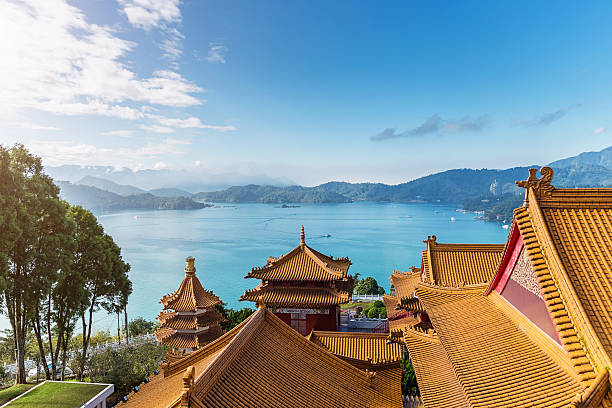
[155,257,223,352]
[240,226,353,334]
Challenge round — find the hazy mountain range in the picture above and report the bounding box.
[53,146,612,212]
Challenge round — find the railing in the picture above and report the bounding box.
[351,294,383,301]
[372,320,389,333]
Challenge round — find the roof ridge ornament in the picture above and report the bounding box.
[423,235,437,245]
[300,225,305,246]
[516,166,555,198]
[185,256,196,276]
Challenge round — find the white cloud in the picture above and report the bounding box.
[194,160,201,166]
[101,130,134,137]
[0,0,202,122]
[153,161,168,169]
[4,122,62,131]
[149,114,237,131]
[29,138,191,167]
[593,127,605,135]
[119,0,181,30]
[140,124,174,133]
[207,43,228,64]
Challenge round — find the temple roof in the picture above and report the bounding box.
[240,284,349,308]
[402,326,469,408]
[306,331,403,366]
[160,257,220,312]
[414,283,584,408]
[118,307,402,408]
[155,325,223,349]
[421,237,504,287]
[517,172,612,366]
[157,309,224,330]
[246,226,351,282]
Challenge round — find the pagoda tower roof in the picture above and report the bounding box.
[160,257,221,312]
[245,226,351,282]
[240,283,349,308]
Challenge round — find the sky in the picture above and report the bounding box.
[1,0,612,185]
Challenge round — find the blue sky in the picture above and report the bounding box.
[2,0,612,185]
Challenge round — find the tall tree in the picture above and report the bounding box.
[0,144,69,383]
[69,206,131,380]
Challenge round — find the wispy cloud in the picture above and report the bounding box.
[118,0,181,30]
[371,114,488,141]
[29,138,191,167]
[5,122,62,131]
[101,130,134,138]
[148,114,237,131]
[593,127,605,135]
[139,124,174,133]
[207,43,228,64]
[514,105,580,127]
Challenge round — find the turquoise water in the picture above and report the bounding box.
[89,202,508,331]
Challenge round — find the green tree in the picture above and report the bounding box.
[362,300,387,318]
[128,317,157,337]
[69,206,132,381]
[354,277,385,295]
[402,359,419,395]
[216,304,254,331]
[0,144,70,383]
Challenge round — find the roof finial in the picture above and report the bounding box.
[300,225,305,246]
[516,166,555,198]
[185,256,196,276]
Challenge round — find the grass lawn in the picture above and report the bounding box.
[5,382,107,407]
[340,301,373,310]
[0,384,36,405]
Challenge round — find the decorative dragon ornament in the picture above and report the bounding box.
[516,166,555,198]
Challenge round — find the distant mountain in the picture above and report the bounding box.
[77,175,146,196]
[195,167,533,204]
[45,165,294,192]
[57,181,210,211]
[148,188,193,198]
[550,146,612,169]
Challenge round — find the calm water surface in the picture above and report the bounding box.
[88,202,508,331]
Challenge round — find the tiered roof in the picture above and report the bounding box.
[118,307,402,408]
[156,257,223,350]
[246,226,351,282]
[307,331,403,366]
[399,167,612,408]
[241,284,349,308]
[241,226,353,309]
[421,236,504,286]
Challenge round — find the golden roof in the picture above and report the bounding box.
[154,325,223,349]
[415,283,584,407]
[515,169,612,370]
[403,326,469,408]
[120,307,402,407]
[240,284,350,308]
[307,331,403,366]
[246,226,351,282]
[421,236,504,287]
[157,309,224,330]
[160,258,220,312]
[390,269,421,303]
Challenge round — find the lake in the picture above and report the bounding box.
[86,202,508,332]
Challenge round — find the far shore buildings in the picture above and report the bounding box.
[240,226,354,334]
[155,257,223,353]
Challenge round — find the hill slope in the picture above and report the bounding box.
[57,181,210,211]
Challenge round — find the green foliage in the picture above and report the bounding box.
[4,381,106,407]
[88,342,166,399]
[361,300,387,319]
[128,317,157,336]
[0,384,36,405]
[402,359,419,396]
[462,194,524,223]
[354,277,385,295]
[216,304,254,331]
